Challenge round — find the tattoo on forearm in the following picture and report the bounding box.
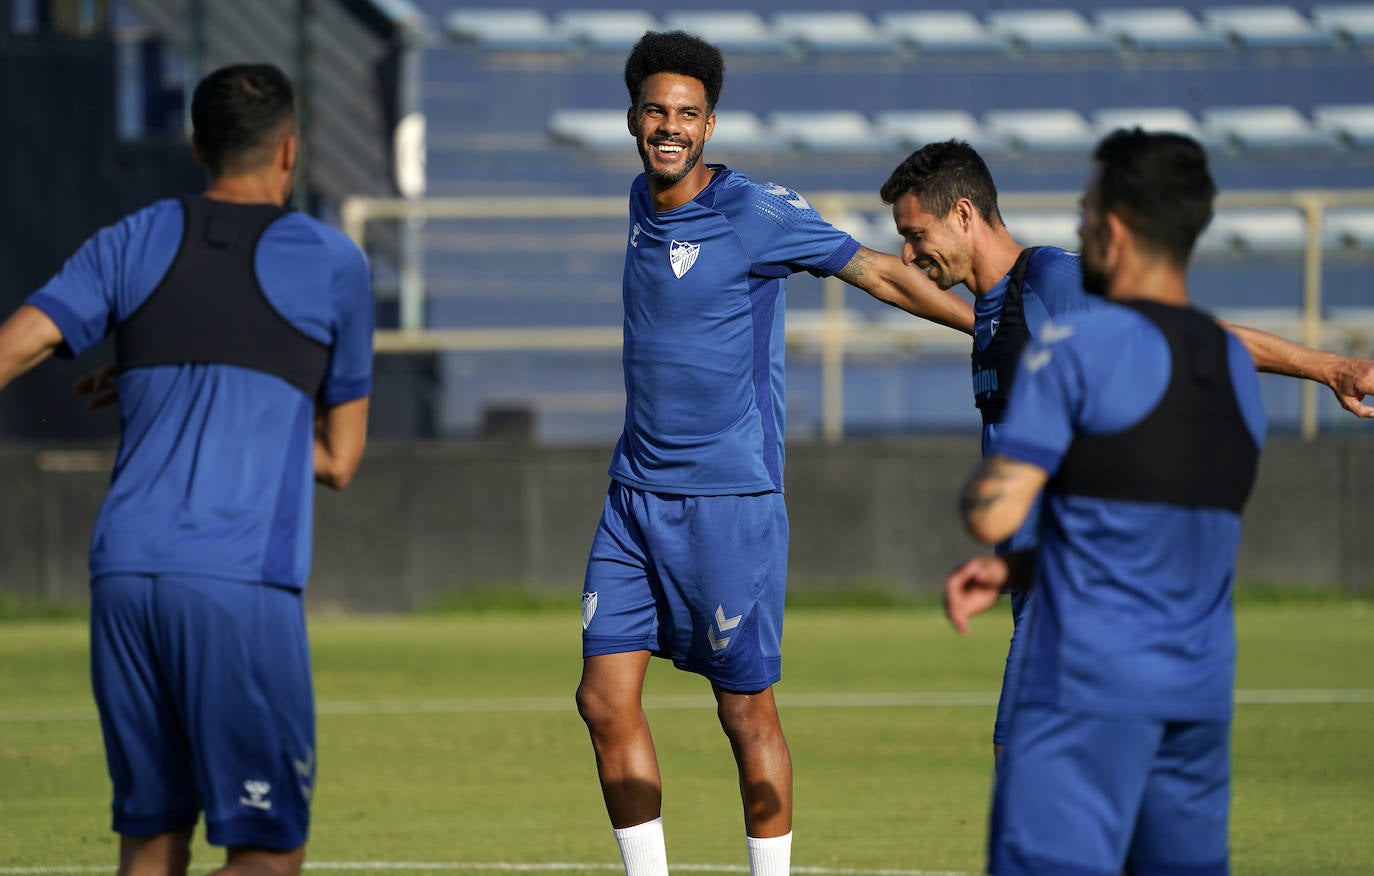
[960,457,1018,521]
[835,249,872,285]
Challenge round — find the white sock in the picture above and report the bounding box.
[747,831,792,876]
[613,817,669,876]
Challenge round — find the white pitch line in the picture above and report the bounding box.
[3,689,1372,724]
[0,864,970,876]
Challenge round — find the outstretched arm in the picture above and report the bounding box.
[1223,321,1374,418]
[0,305,66,393]
[834,246,974,335]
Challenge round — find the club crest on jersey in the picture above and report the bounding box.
[670,240,700,278]
[581,591,598,630]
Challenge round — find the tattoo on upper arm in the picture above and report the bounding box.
[959,456,1020,520]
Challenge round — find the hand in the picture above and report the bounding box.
[72,363,118,410]
[943,554,1010,635]
[1328,356,1374,418]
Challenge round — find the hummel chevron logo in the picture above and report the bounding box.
[708,604,743,651]
[764,183,811,211]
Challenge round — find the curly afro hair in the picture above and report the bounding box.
[624,30,724,111]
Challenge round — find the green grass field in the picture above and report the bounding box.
[1,599,1371,875]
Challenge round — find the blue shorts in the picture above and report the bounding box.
[90,574,315,851]
[581,482,788,692]
[991,705,1230,876]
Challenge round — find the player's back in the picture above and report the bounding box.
[1004,301,1265,721]
[27,196,373,589]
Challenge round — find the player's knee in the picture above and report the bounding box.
[219,844,304,876]
[575,680,625,732]
[716,696,783,746]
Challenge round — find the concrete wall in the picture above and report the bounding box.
[3,436,1370,610]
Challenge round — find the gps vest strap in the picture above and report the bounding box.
[115,195,329,398]
[1048,300,1259,513]
[972,246,1041,426]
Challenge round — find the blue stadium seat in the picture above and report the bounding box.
[1093,7,1230,51]
[556,9,659,52]
[444,8,571,51]
[876,10,1010,55]
[769,12,898,55]
[1312,4,1374,46]
[548,109,629,151]
[874,110,1010,155]
[767,110,883,153]
[982,109,1097,153]
[985,8,1118,53]
[1313,104,1374,148]
[1202,106,1335,151]
[662,11,791,54]
[1201,5,1337,49]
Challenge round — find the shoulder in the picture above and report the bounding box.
[270,212,368,273]
[1032,304,1158,367]
[102,198,184,245]
[1025,247,1089,304]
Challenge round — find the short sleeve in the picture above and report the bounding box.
[990,322,1085,474]
[731,182,859,279]
[319,243,374,405]
[24,225,124,358]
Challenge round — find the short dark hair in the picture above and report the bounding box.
[879,140,1003,228]
[624,31,724,112]
[1091,128,1216,266]
[191,64,296,178]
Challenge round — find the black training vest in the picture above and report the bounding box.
[115,195,330,398]
[1048,300,1259,514]
[972,246,1041,426]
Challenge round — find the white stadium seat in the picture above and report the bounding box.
[1091,107,1207,141]
[874,110,1010,155]
[1002,211,1081,251]
[556,10,659,52]
[877,11,1010,54]
[1313,104,1374,148]
[766,110,882,153]
[1324,209,1374,251]
[1312,3,1374,46]
[1198,209,1308,254]
[705,111,771,153]
[982,109,1097,153]
[770,11,898,54]
[445,8,571,51]
[1202,5,1337,49]
[985,8,1118,52]
[547,109,629,151]
[1094,7,1230,51]
[1202,106,1334,151]
[662,11,790,54]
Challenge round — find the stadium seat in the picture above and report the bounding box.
[1313,104,1374,148]
[1198,209,1308,254]
[547,109,630,151]
[769,12,898,54]
[1312,3,1374,46]
[705,111,771,153]
[1002,211,1081,251]
[876,11,1010,55]
[556,9,659,52]
[1093,7,1230,51]
[1324,209,1374,250]
[1201,5,1337,49]
[982,109,1097,153]
[444,8,571,51]
[984,9,1118,53]
[766,110,882,153]
[662,11,791,54]
[1202,106,1334,151]
[874,110,1010,155]
[1091,107,1207,142]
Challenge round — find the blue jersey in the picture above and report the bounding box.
[609,166,859,495]
[27,198,374,589]
[975,246,1094,457]
[990,302,1266,721]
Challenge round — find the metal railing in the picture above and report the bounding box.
[341,189,1374,442]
